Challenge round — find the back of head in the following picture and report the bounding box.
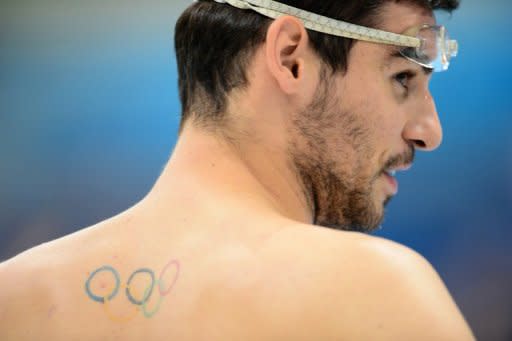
[174,0,459,130]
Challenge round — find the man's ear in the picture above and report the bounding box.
[265,15,310,95]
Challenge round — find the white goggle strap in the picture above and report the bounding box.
[212,0,421,48]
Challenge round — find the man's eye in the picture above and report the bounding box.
[394,71,415,90]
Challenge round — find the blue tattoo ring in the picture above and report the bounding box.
[85,266,120,303]
[125,268,156,306]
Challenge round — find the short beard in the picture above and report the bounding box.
[293,159,382,233]
[288,68,382,233]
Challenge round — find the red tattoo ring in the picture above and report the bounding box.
[158,260,180,296]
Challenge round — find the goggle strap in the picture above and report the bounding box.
[213,0,421,48]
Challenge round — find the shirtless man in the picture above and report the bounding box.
[0,0,475,339]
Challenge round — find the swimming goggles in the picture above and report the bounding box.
[211,0,458,72]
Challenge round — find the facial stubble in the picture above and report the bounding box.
[289,71,386,233]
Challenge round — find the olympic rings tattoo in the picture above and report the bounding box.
[84,259,180,322]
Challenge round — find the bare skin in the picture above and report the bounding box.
[0,2,475,340]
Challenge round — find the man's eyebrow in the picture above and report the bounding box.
[386,50,434,76]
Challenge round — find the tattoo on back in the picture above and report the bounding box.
[84,258,180,322]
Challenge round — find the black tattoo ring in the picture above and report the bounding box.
[125,268,156,306]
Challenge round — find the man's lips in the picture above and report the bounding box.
[383,172,399,195]
[381,163,412,196]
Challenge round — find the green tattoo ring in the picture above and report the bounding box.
[141,280,164,318]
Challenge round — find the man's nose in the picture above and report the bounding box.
[402,91,443,151]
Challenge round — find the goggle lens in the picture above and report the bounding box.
[400,25,458,72]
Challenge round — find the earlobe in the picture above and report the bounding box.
[265,16,309,94]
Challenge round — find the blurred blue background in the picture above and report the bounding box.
[1,0,511,339]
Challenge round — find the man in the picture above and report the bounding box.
[0,0,475,339]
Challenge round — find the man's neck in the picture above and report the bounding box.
[147,123,313,226]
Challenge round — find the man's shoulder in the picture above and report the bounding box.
[0,247,56,340]
[260,225,475,340]
[264,223,431,269]
[0,226,108,340]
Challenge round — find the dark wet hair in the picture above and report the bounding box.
[174,0,459,129]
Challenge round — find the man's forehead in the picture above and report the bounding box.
[377,2,436,34]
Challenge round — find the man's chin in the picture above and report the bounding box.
[383,195,394,207]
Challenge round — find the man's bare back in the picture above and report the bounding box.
[0,173,473,340]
